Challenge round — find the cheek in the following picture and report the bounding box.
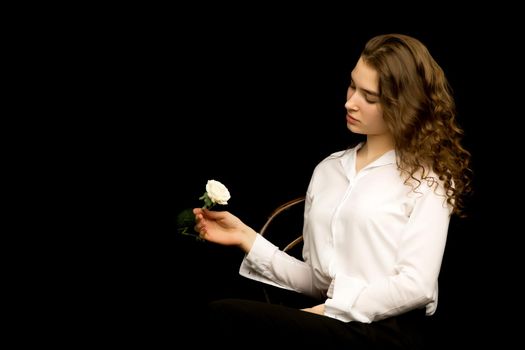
[367,109,386,129]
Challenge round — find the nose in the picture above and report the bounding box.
[345,93,359,112]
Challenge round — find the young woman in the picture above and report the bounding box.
[193,33,472,349]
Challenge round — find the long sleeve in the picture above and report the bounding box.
[239,234,319,298]
[324,184,451,322]
[238,145,453,323]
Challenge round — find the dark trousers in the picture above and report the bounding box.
[207,298,426,349]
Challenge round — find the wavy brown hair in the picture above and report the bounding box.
[361,34,472,216]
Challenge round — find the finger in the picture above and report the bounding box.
[202,209,227,219]
[194,220,203,232]
[198,226,207,239]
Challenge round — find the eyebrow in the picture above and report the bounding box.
[350,74,380,97]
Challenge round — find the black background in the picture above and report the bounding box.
[80,7,518,347]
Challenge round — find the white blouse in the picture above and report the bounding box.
[239,143,451,323]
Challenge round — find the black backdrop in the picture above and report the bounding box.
[92,10,516,347]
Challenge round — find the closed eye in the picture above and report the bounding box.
[349,79,380,104]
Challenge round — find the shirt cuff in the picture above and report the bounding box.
[239,234,289,289]
[244,233,278,267]
[324,273,369,322]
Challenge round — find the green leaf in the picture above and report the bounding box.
[176,208,206,242]
[176,208,195,228]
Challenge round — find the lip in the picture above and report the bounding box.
[346,114,359,124]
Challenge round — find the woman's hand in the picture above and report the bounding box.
[301,304,325,315]
[193,208,257,253]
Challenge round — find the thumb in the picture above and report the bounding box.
[202,208,228,219]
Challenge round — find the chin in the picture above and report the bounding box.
[347,124,361,133]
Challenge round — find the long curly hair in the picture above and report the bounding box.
[361,34,472,216]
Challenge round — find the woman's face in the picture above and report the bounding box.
[345,57,390,137]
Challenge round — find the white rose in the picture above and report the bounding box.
[206,180,231,205]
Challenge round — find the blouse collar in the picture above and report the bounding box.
[340,142,396,180]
